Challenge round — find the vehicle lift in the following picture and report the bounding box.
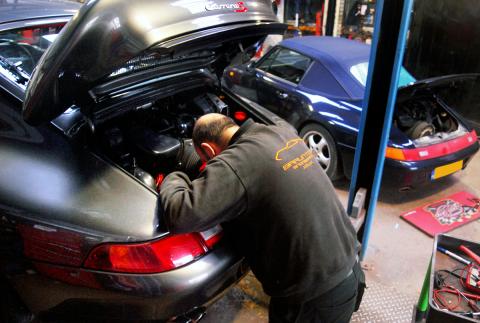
[343,0,436,320]
[346,0,413,259]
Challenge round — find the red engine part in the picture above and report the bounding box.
[155,173,165,190]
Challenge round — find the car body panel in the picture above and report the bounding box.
[22,0,285,125]
[0,96,161,241]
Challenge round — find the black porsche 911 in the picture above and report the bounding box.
[0,0,287,321]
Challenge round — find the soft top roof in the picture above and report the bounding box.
[280,36,370,99]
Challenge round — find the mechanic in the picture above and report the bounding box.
[160,113,364,323]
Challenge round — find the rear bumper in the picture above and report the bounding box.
[10,240,247,321]
[383,141,479,188]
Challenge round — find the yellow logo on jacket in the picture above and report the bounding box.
[275,138,315,171]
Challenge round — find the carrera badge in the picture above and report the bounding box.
[205,1,248,12]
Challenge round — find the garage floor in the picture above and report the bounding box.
[202,153,480,323]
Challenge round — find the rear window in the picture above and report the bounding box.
[350,62,416,87]
[0,24,64,86]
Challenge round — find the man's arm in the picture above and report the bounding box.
[159,158,247,233]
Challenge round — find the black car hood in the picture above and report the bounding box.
[22,0,285,125]
[397,73,480,103]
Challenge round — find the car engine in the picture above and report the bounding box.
[96,91,231,190]
[394,96,460,142]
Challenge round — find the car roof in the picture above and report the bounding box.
[279,36,370,99]
[280,36,370,66]
[0,0,79,25]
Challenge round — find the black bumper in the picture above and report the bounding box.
[382,141,479,188]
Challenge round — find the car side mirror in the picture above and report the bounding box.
[246,61,255,72]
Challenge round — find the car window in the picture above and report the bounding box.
[350,62,416,87]
[0,24,64,86]
[255,47,281,72]
[264,48,311,84]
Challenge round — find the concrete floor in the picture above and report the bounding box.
[202,153,480,322]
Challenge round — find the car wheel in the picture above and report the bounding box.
[300,124,342,180]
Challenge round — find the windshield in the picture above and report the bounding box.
[0,24,63,86]
[350,62,417,87]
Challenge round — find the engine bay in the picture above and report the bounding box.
[94,89,235,190]
[394,95,466,146]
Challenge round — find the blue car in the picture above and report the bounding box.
[223,36,479,188]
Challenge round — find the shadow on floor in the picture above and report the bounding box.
[333,176,459,205]
[202,272,270,323]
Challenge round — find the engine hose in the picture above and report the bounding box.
[176,139,202,177]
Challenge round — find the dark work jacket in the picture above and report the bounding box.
[160,120,359,302]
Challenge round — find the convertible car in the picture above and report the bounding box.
[0,0,287,321]
[223,36,480,188]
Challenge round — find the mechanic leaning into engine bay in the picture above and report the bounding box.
[159,113,365,323]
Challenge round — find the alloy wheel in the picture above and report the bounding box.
[303,130,331,170]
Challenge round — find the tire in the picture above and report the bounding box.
[299,124,342,180]
[406,121,434,139]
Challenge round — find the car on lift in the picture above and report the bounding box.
[0,0,286,321]
[223,36,480,188]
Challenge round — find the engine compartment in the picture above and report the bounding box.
[394,95,466,146]
[94,89,235,190]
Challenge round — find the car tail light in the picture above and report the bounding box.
[199,225,224,249]
[385,147,406,160]
[386,130,477,161]
[84,233,207,274]
[84,227,224,274]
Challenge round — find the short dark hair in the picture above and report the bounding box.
[192,114,237,147]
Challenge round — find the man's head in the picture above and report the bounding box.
[192,113,239,162]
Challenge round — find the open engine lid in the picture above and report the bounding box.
[22,0,285,125]
[397,73,480,103]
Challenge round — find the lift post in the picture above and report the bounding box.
[347,0,414,260]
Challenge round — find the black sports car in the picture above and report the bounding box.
[0,0,286,321]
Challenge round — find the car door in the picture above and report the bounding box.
[254,47,312,125]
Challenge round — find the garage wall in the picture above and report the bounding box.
[405,0,480,78]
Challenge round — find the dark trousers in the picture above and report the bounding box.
[269,262,364,323]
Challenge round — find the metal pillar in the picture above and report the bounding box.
[325,0,336,36]
[346,0,414,260]
[294,0,300,27]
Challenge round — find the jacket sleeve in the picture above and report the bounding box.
[159,158,247,233]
